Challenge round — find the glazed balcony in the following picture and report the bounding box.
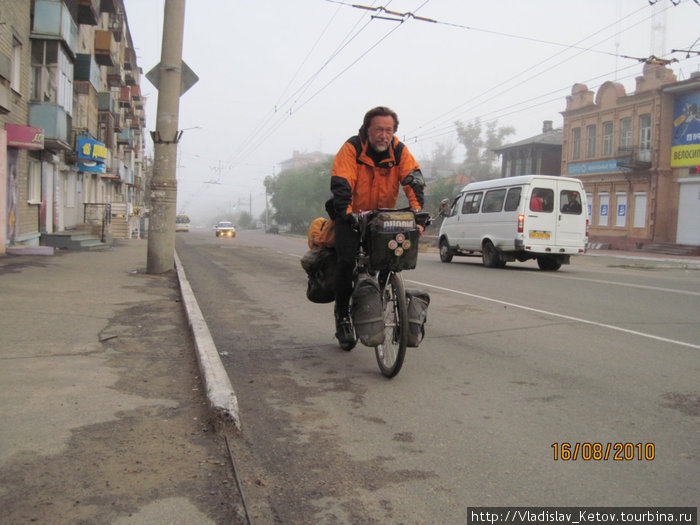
[78,0,100,26]
[32,0,78,57]
[94,30,117,67]
[29,103,72,150]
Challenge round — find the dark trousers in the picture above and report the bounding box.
[333,217,360,318]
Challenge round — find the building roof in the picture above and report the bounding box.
[492,129,563,153]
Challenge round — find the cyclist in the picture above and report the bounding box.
[330,106,426,347]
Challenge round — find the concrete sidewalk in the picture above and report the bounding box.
[0,239,245,525]
[0,238,697,524]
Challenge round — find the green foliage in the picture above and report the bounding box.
[456,118,514,181]
[267,158,333,233]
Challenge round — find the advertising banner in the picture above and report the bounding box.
[671,90,700,167]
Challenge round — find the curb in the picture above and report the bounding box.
[174,251,241,432]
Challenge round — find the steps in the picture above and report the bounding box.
[41,231,111,251]
[641,243,700,256]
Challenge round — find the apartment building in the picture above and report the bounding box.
[0,0,147,253]
[561,63,700,249]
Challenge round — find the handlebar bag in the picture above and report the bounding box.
[351,274,385,346]
[406,289,430,347]
[368,211,420,272]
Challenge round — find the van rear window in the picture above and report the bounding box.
[560,190,583,214]
[530,188,553,212]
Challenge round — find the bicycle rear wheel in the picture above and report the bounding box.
[375,272,408,378]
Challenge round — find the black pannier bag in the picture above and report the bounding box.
[368,210,420,272]
[301,248,336,304]
[351,274,385,346]
[406,290,430,347]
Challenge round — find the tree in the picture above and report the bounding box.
[268,158,333,233]
[456,118,514,181]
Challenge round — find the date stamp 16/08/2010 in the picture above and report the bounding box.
[551,442,655,461]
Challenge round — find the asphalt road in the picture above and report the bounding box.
[175,229,699,524]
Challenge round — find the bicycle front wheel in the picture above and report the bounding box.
[375,272,408,378]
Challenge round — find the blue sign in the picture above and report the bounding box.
[600,204,608,216]
[568,160,627,175]
[617,204,626,217]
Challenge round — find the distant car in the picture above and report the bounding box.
[214,221,236,238]
[266,225,279,234]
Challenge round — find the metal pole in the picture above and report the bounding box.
[147,0,186,274]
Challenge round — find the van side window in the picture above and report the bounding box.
[482,189,506,213]
[530,188,553,212]
[504,187,521,211]
[561,190,582,214]
[461,192,483,214]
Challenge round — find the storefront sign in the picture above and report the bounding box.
[5,124,44,150]
[567,160,627,175]
[77,137,107,173]
[671,90,700,167]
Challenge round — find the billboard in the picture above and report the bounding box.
[671,90,700,167]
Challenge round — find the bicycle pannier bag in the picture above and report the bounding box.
[307,217,335,249]
[351,274,385,346]
[301,248,336,304]
[406,289,430,347]
[368,211,420,272]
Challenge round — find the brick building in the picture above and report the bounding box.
[0,0,148,253]
[561,63,700,250]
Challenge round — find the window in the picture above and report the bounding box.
[560,190,582,215]
[620,118,632,149]
[602,121,613,156]
[633,193,647,228]
[639,114,651,162]
[572,127,581,160]
[482,189,506,213]
[504,187,521,211]
[598,192,609,226]
[530,188,553,212]
[11,36,22,93]
[615,192,627,227]
[28,159,42,204]
[586,124,597,158]
[461,192,483,214]
[31,40,73,113]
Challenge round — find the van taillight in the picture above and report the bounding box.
[518,214,524,233]
[586,219,589,237]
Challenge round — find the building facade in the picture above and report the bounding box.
[561,63,700,249]
[492,120,563,178]
[0,0,147,254]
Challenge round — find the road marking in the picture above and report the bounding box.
[544,274,700,297]
[407,279,700,350]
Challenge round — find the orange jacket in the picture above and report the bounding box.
[331,135,422,216]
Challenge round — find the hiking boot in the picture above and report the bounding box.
[335,315,357,351]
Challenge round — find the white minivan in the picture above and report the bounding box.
[438,175,588,271]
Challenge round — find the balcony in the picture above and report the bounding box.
[94,30,117,67]
[109,12,124,41]
[116,126,132,145]
[106,65,123,87]
[29,103,72,150]
[74,54,100,90]
[616,146,652,170]
[101,0,117,14]
[98,91,116,114]
[78,0,100,26]
[119,86,132,108]
[32,0,78,57]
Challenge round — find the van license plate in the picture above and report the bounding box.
[529,231,551,239]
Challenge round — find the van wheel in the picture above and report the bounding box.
[537,257,561,271]
[482,241,503,268]
[439,239,453,263]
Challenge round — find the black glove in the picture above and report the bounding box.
[344,212,360,231]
